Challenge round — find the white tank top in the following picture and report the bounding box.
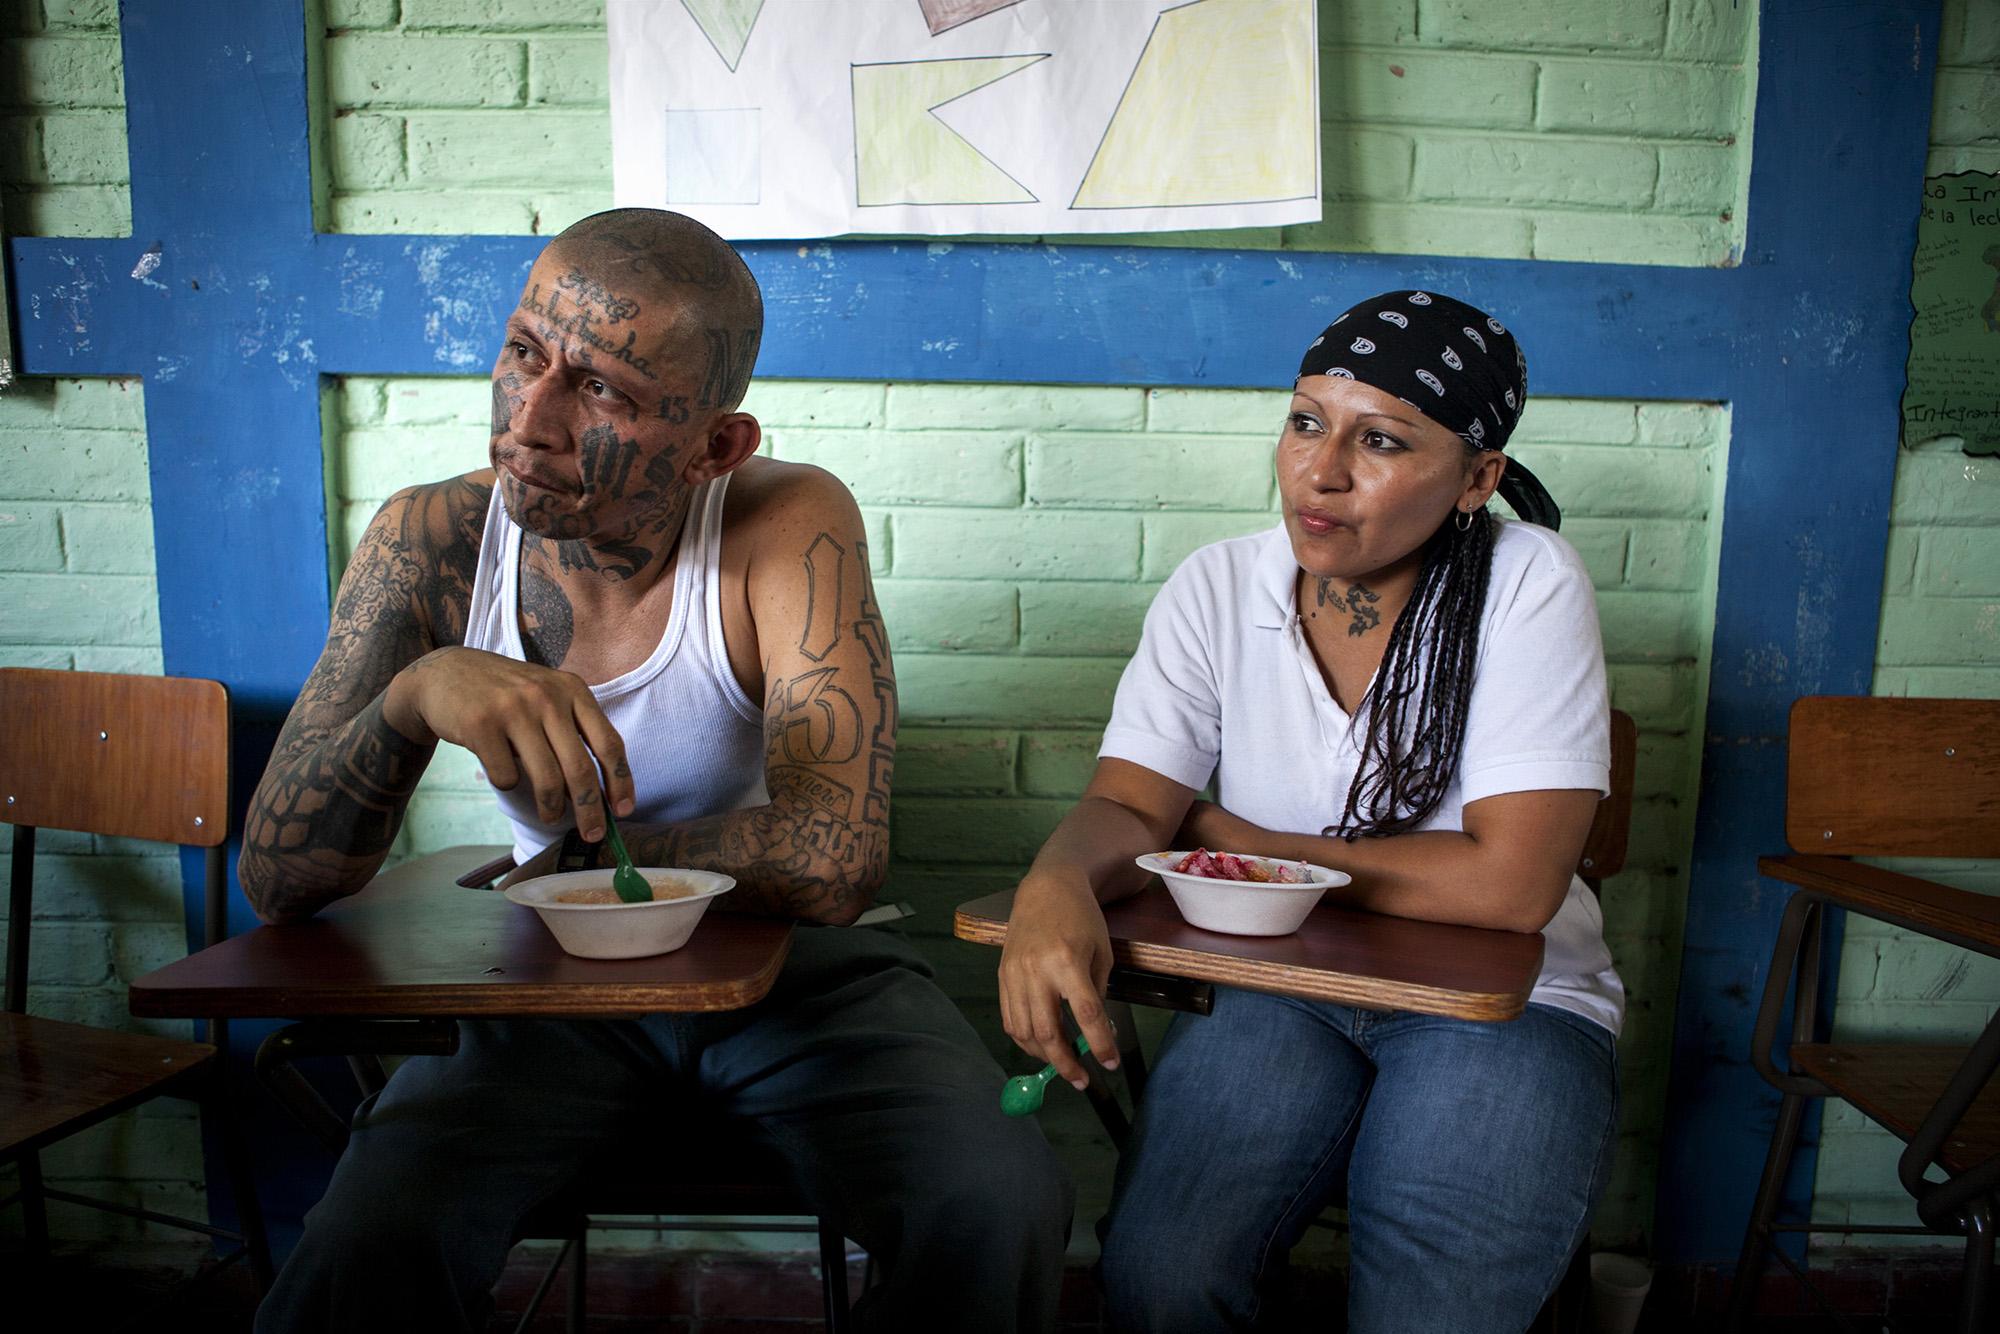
[462,476,767,863]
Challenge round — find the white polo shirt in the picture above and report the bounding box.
[1100,520,1624,1034]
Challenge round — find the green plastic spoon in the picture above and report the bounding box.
[1001,1034,1093,1117]
[600,808,651,904]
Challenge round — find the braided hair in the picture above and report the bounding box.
[1328,503,1496,840]
[1295,291,1554,840]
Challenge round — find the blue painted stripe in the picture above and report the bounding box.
[1653,0,1939,1265]
[17,232,1764,398]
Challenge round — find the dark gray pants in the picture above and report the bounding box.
[256,928,1073,1333]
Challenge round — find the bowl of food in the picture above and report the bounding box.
[503,868,736,959]
[1134,848,1350,936]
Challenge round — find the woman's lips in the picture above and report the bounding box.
[1295,509,1343,535]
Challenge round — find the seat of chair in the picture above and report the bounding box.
[1791,1043,2000,1177]
[0,1014,215,1157]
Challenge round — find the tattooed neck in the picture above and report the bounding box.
[521,511,684,585]
[531,531,661,583]
[1311,576,1383,637]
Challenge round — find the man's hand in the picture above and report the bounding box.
[999,873,1120,1091]
[383,646,634,842]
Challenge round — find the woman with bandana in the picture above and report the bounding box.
[998,292,1621,1333]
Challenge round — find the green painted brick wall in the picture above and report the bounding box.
[329,376,1730,1247]
[0,0,128,236]
[316,0,1756,267]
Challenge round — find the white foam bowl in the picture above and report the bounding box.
[503,867,736,959]
[1134,851,1351,936]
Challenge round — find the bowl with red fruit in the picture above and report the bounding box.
[1133,848,1350,936]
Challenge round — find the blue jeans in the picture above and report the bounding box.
[255,928,1072,1334]
[1100,990,1618,1334]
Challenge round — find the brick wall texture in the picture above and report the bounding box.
[0,0,127,236]
[0,0,1993,1267]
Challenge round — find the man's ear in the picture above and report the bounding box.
[684,412,762,484]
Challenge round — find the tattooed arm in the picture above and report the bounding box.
[240,474,638,923]
[616,470,893,925]
[239,480,475,922]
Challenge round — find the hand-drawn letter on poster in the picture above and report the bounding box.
[608,0,1321,240]
[1904,171,2000,456]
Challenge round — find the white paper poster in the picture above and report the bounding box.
[608,0,1322,239]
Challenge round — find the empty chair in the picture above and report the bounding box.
[1731,695,2000,1333]
[1,667,272,1290]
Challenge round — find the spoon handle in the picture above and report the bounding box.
[600,811,652,903]
[1034,1032,1093,1081]
[602,810,635,868]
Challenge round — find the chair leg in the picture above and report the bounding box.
[1727,1087,1814,1332]
[1079,1073,1131,1149]
[568,1223,587,1334]
[819,1219,850,1333]
[16,1149,49,1254]
[1957,1197,1993,1334]
[208,1073,274,1290]
[511,1237,573,1334]
[1103,998,1149,1102]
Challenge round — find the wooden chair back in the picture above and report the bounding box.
[1784,696,2000,859]
[1579,709,1638,886]
[0,668,229,847]
[0,668,271,1286]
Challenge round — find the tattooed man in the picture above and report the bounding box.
[244,210,1071,1334]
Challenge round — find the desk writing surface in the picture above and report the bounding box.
[130,847,793,1019]
[954,886,1544,1022]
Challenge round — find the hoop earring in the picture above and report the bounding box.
[1454,507,1475,532]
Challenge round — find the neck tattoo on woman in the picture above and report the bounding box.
[1313,576,1382,636]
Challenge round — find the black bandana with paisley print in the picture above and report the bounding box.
[1296,290,1560,530]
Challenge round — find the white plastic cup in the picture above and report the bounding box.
[1588,1252,1653,1334]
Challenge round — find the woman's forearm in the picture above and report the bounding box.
[1302,828,1557,930]
[1024,794,1175,906]
[1189,797,1586,932]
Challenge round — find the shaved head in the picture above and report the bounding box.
[547,208,764,412]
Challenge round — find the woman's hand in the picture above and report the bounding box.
[995,761,1199,1088]
[998,873,1120,1090]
